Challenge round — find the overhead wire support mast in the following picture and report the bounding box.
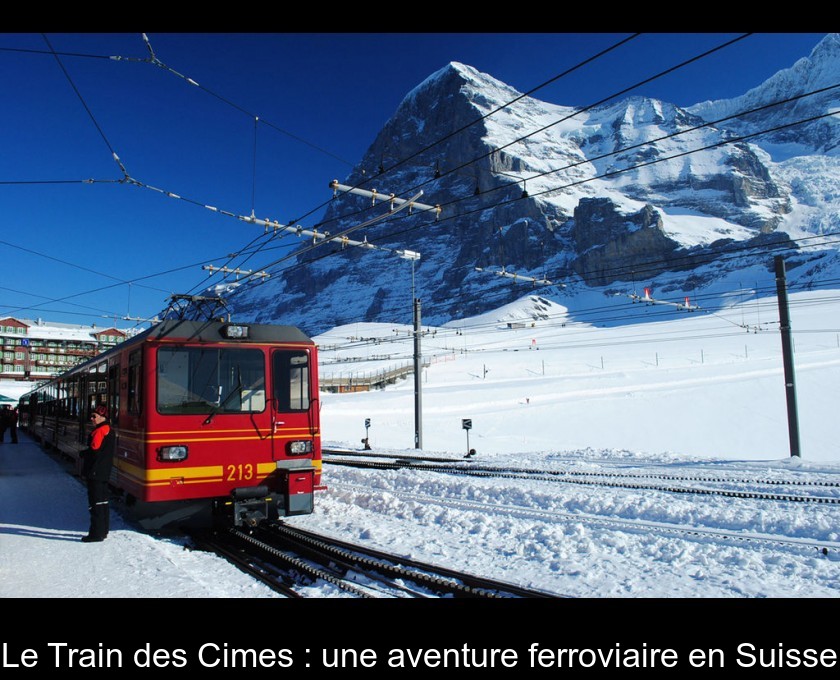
[126,173,430,256]
[330,180,441,219]
[202,264,269,281]
[474,267,556,287]
[240,189,427,255]
[628,287,701,312]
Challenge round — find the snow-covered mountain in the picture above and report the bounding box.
[229,34,840,336]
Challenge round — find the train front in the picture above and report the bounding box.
[127,321,321,528]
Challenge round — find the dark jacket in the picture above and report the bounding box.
[81,422,116,481]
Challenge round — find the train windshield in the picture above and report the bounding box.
[156,347,265,415]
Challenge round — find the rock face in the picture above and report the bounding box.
[570,199,680,287]
[229,35,839,335]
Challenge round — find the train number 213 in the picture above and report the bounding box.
[226,464,255,481]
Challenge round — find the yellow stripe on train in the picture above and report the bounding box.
[114,459,320,484]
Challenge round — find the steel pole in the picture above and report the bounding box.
[774,255,802,458]
[413,297,423,449]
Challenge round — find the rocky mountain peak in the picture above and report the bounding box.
[229,36,839,336]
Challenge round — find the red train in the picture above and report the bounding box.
[18,319,322,530]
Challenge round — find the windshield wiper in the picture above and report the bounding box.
[202,368,242,425]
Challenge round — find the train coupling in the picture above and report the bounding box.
[216,485,277,528]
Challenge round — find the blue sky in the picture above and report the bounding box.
[0,32,829,330]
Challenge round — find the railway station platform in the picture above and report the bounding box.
[0,431,274,598]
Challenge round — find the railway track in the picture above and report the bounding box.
[191,523,560,598]
[322,448,840,505]
[327,480,840,557]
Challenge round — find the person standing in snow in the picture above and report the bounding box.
[0,404,8,443]
[6,406,18,443]
[79,405,115,542]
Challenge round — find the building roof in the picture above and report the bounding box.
[0,317,135,342]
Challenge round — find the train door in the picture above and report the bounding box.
[269,348,313,460]
[270,347,316,515]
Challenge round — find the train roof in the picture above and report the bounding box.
[133,319,314,345]
[17,320,315,400]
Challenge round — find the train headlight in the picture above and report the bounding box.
[157,445,189,462]
[288,440,313,455]
[221,324,250,339]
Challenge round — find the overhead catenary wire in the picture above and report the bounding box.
[0,238,171,296]
[8,74,833,301]
[317,310,840,361]
[158,33,650,272]
[12,87,825,328]
[3,33,835,330]
[367,88,839,244]
[129,33,356,169]
[424,234,840,327]
[38,34,134,187]
[221,40,827,297]
[0,284,129,320]
[128,35,648,305]
[305,274,840,361]
[412,97,837,248]
[266,228,840,328]
[315,287,840,359]
[229,102,840,321]
[172,188,435,306]
[0,32,763,290]
[294,33,755,239]
[222,82,840,314]
[244,34,649,234]
[248,33,752,244]
[434,34,756,195]
[443,82,840,213]
[0,32,783,230]
[223,220,835,338]
[371,33,644,183]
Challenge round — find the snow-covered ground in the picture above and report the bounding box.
[315,289,840,462]
[282,290,839,599]
[2,290,838,596]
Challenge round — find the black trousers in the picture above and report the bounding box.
[86,479,110,539]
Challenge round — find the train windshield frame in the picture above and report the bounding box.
[156,346,266,415]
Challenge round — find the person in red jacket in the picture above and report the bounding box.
[80,405,116,542]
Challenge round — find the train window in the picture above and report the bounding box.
[108,365,119,426]
[156,347,265,415]
[272,350,310,412]
[127,350,142,415]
